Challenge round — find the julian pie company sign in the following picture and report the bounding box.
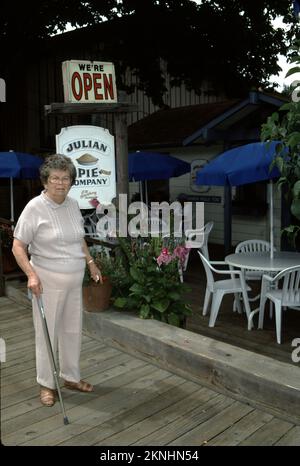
[56,125,116,208]
[62,60,117,103]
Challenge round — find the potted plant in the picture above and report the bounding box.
[82,246,130,312]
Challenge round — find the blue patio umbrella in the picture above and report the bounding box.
[196,141,281,187]
[128,151,190,181]
[129,151,190,204]
[195,141,283,257]
[0,151,43,222]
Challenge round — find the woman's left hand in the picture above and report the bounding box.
[88,262,103,284]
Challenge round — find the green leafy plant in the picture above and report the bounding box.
[113,236,192,328]
[261,39,300,247]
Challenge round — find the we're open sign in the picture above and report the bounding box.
[62,60,117,104]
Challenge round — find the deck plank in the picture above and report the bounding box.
[208,409,274,445]
[59,380,200,446]
[132,396,238,446]
[239,418,294,445]
[104,389,225,446]
[168,401,254,446]
[275,426,300,446]
[16,366,171,446]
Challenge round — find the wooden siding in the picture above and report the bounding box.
[123,61,225,126]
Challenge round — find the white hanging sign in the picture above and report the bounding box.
[56,125,116,208]
[62,60,117,103]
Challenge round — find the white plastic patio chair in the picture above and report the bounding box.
[235,239,275,281]
[178,221,214,283]
[83,210,99,238]
[185,221,214,262]
[198,251,251,328]
[234,239,276,315]
[258,265,300,344]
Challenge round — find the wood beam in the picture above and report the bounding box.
[45,102,138,115]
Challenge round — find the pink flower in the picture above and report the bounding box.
[89,198,100,208]
[157,247,173,266]
[172,246,190,265]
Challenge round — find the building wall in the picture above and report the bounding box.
[128,146,282,250]
[0,41,282,248]
[0,52,225,154]
[123,62,225,126]
[170,148,281,250]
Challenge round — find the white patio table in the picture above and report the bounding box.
[225,251,300,330]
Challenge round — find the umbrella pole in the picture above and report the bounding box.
[10,177,14,224]
[139,181,143,204]
[270,181,274,259]
[145,181,148,206]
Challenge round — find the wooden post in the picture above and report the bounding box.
[224,185,232,255]
[114,112,129,198]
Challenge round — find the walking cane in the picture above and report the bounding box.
[29,291,69,425]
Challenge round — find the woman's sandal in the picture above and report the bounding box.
[40,386,56,407]
[64,379,94,392]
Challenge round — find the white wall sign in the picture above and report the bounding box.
[190,159,211,193]
[62,60,117,103]
[56,125,116,208]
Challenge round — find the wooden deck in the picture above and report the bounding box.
[184,249,300,366]
[1,295,300,446]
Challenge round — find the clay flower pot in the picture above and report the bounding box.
[82,278,112,312]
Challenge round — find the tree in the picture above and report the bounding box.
[0,0,299,105]
[261,39,300,247]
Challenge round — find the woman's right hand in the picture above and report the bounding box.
[28,272,43,296]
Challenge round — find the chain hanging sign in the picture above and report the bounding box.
[56,125,116,208]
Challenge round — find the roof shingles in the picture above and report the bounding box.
[128,99,240,148]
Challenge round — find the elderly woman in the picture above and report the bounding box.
[12,154,102,407]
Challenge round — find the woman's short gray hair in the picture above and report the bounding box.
[40,154,77,186]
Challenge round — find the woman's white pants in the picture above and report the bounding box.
[32,264,84,389]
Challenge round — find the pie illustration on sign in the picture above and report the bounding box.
[76,153,98,166]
